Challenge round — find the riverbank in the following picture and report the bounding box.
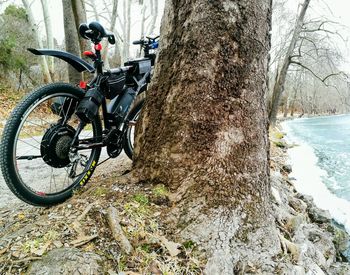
[0,132,349,274]
[280,115,350,235]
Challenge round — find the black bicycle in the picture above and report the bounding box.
[0,22,159,206]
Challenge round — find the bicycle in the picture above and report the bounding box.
[0,21,159,206]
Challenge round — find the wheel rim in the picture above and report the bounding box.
[13,93,99,196]
[126,111,141,154]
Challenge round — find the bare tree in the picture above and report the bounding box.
[22,0,52,83]
[40,0,54,78]
[122,0,131,62]
[72,0,88,53]
[269,0,311,125]
[101,0,121,67]
[147,0,158,35]
[62,0,82,83]
[88,0,99,21]
[132,0,279,272]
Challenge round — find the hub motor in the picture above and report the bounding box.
[40,124,76,168]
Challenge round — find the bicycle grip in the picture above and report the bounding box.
[133,40,143,45]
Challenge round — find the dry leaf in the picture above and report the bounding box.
[159,236,181,257]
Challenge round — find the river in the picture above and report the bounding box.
[282,114,350,233]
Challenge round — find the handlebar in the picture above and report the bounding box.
[79,21,115,45]
[132,36,159,49]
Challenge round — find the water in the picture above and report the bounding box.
[282,115,350,233]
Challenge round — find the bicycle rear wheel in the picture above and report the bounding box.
[123,99,144,160]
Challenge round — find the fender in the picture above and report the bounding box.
[27,48,95,73]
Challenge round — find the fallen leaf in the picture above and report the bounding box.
[159,236,181,257]
[33,241,51,256]
[0,246,8,255]
[17,213,25,220]
[53,240,63,248]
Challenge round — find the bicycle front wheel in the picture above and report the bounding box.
[0,83,102,206]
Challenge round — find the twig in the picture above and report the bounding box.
[0,256,41,264]
[71,234,98,247]
[11,256,41,264]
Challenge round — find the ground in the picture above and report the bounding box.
[0,94,349,274]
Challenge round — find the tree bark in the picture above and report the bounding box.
[133,0,279,272]
[71,0,88,53]
[62,0,87,84]
[268,0,311,126]
[22,0,52,83]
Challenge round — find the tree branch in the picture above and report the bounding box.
[290,60,344,84]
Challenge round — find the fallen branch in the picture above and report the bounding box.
[106,206,133,254]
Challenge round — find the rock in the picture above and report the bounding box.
[330,262,350,275]
[296,194,314,208]
[282,164,293,174]
[294,194,331,223]
[27,248,102,275]
[306,262,325,275]
[289,197,307,213]
[276,263,305,275]
[294,224,336,269]
[287,214,306,233]
[308,207,331,224]
[272,187,282,204]
[332,226,350,253]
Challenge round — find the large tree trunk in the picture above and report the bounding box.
[72,0,88,53]
[62,0,87,84]
[268,0,311,126]
[132,0,279,272]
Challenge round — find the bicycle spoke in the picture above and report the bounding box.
[10,91,99,198]
[17,139,40,150]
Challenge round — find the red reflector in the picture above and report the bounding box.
[79,81,87,89]
[83,51,94,56]
[94,43,102,51]
[36,192,46,196]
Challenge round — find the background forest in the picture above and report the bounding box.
[0,0,349,118]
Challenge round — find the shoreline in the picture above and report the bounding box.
[280,118,350,236]
[277,112,350,122]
